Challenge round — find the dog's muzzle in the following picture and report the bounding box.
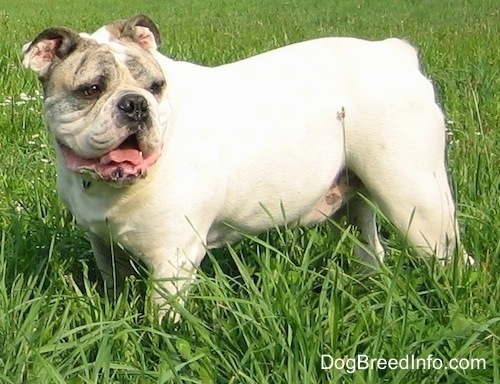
[60,93,162,186]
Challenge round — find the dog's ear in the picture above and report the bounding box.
[120,14,162,51]
[23,28,81,79]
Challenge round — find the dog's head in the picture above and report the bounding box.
[23,15,168,186]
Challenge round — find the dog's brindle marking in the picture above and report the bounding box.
[26,29,166,162]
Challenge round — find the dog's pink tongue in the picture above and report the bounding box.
[100,148,143,165]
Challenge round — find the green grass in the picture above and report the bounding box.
[0,0,499,382]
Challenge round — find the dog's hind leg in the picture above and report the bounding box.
[345,92,471,263]
[344,191,386,267]
[363,164,470,263]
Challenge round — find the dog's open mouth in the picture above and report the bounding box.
[60,134,161,184]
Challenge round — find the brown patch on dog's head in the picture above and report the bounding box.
[22,27,87,79]
[22,22,168,182]
[103,15,161,51]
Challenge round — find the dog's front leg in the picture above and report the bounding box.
[88,232,137,299]
[147,241,207,323]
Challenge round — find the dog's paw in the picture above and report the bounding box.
[157,306,182,324]
[462,251,475,266]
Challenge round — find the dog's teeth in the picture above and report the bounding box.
[139,151,143,157]
[112,167,124,179]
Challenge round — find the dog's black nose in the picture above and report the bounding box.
[117,94,149,122]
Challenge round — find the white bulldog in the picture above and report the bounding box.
[23,15,470,320]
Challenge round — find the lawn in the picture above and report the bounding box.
[0,0,498,382]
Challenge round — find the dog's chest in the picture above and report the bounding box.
[60,176,148,246]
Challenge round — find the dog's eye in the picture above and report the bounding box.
[75,84,103,99]
[149,80,165,95]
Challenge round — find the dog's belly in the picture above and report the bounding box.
[205,168,360,248]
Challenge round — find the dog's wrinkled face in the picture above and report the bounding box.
[23,23,169,186]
